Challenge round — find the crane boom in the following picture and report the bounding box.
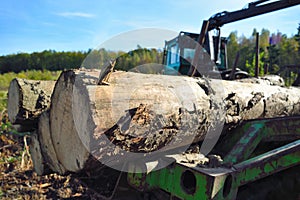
[208,0,300,31]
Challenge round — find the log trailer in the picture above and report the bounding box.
[123,1,300,199]
[126,116,300,199]
[162,0,300,80]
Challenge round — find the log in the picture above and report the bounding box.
[236,75,285,86]
[48,70,101,173]
[7,78,56,128]
[38,111,66,174]
[29,132,45,175]
[41,69,300,174]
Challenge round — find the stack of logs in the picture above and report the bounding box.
[7,69,300,175]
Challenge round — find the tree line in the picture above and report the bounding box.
[0,50,87,73]
[0,48,163,74]
[227,25,300,77]
[0,25,299,79]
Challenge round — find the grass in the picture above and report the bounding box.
[0,91,7,113]
[0,156,20,164]
[0,70,61,91]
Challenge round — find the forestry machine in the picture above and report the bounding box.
[163,0,300,80]
[99,1,300,200]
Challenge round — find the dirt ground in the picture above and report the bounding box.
[0,120,101,199]
[0,132,157,200]
[1,111,300,200]
[0,112,153,200]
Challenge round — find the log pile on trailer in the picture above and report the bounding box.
[7,69,300,175]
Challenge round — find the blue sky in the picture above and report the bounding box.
[0,0,299,55]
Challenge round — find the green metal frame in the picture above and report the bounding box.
[127,116,300,200]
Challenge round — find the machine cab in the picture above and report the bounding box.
[163,31,228,76]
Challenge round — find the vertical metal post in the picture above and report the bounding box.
[255,32,260,77]
[229,51,240,80]
[223,39,228,70]
[188,20,209,77]
[264,63,268,75]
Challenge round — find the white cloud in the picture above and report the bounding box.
[56,12,95,18]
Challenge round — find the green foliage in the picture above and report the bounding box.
[260,28,271,50]
[20,70,61,81]
[0,70,60,91]
[245,52,266,77]
[0,112,15,137]
[0,91,7,112]
[81,48,122,69]
[0,188,3,198]
[294,23,300,52]
[0,120,12,134]
[0,154,21,164]
[115,48,163,72]
[227,25,300,83]
[227,31,239,68]
[245,59,254,76]
[0,48,163,74]
[0,50,87,73]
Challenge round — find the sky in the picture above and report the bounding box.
[0,0,299,55]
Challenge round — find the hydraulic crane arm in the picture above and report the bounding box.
[207,0,300,31]
[188,0,300,77]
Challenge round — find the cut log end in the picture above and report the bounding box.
[49,71,94,173]
[7,78,56,128]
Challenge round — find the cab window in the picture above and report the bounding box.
[183,48,195,63]
[168,44,179,65]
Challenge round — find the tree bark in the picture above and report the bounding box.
[38,111,66,174]
[42,69,300,174]
[29,132,45,175]
[236,75,285,86]
[7,78,55,128]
